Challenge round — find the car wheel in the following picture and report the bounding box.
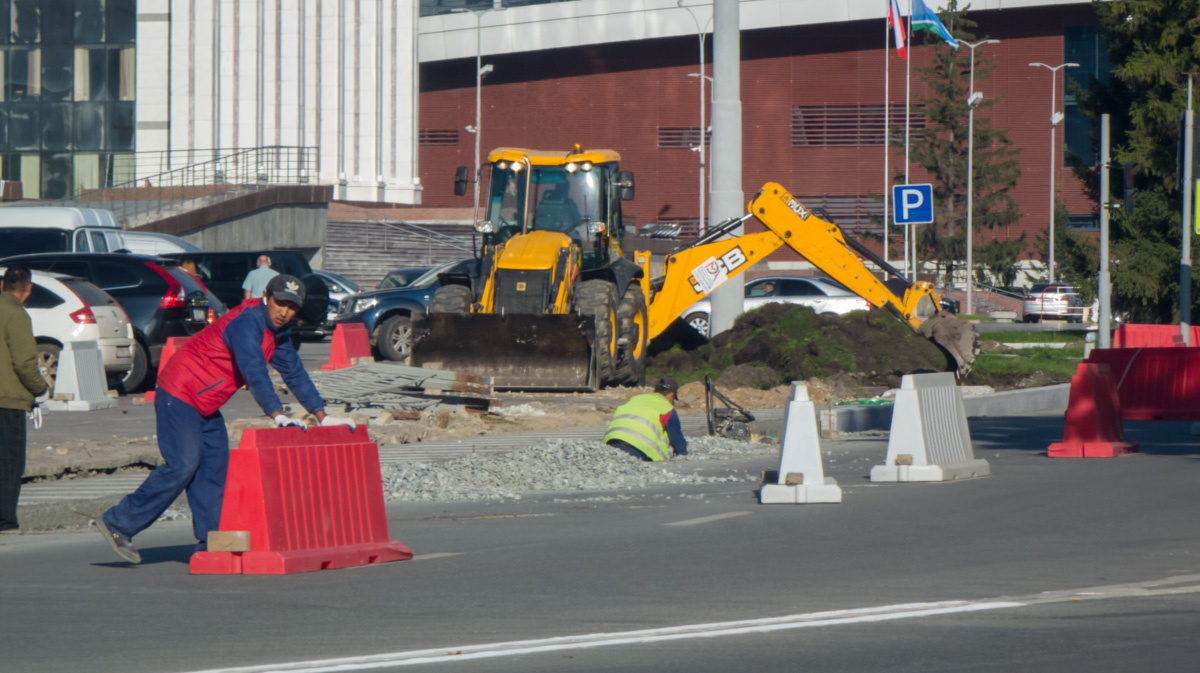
[378,315,413,362]
[684,312,710,338]
[119,341,149,394]
[35,343,60,395]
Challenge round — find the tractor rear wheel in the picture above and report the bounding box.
[575,279,618,388]
[614,284,648,386]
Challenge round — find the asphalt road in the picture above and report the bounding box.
[3,413,1199,673]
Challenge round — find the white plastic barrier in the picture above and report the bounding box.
[760,382,842,504]
[870,372,988,482]
[43,341,117,412]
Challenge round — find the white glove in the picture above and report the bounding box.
[320,416,357,431]
[34,391,49,405]
[27,406,42,430]
[274,414,307,430]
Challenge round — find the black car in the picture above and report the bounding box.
[334,259,478,361]
[163,250,329,339]
[0,252,212,392]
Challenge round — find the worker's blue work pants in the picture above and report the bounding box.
[103,388,229,545]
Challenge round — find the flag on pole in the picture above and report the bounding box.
[888,0,907,58]
[911,0,959,50]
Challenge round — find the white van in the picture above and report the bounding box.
[121,231,202,256]
[0,207,126,257]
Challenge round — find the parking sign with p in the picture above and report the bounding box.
[892,184,934,226]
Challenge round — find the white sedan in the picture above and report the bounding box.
[6,269,135,391]
[682,275,871,337]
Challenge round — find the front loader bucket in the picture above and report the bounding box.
[411,313,596,391]
[917,313,981,379]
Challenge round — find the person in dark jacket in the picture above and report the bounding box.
[0,266,49,532]
[90,275,354,563]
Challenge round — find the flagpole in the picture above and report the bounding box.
[905,0,912,279]
[884,6,890,267]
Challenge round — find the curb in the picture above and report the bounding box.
[801,384,1071,435]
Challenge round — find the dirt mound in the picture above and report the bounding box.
[649,304,949,389]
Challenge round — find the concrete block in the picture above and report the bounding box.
[870,373,988,483]
[42,341,117,412]
[760,382,842,504]
[208,530,251,553]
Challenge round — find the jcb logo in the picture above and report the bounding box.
[689,246,749,294]
[784,197,810,220]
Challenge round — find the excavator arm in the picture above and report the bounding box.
[644,182,980,377]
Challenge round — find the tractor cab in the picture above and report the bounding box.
[468,146,633,272]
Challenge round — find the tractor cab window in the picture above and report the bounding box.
[485,164,608,264]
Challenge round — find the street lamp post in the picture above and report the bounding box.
[963,39,998,316]
[678,0,712,235]
[453,7,501,226]
[1029,61,1079,283]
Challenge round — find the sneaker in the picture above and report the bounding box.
[77,512,141,564]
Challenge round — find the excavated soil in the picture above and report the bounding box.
[649,304,950,391]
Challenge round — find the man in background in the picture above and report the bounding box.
[242,254,279,300]
[0,266,49,532]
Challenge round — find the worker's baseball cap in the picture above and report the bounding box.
[654,376,680,395]
[266,274,306,306]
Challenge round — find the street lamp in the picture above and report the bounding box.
[453,7,502,227]
[963,39,999,316]
[1029,61,1079,283]
[678,0,713,235]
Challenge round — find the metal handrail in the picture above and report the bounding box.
[341,205,476,254]
[41,146,319,229]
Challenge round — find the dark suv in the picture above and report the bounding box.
[163,250,329,339]
[334,258,478,361]
[0,252,212,391]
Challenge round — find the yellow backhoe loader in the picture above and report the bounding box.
[412,149,978,389]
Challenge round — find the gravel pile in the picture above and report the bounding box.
[381,435,776,503]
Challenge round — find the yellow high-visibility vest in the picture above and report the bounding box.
[603,393,674,461]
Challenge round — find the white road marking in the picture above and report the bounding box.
[665,511,752,527]
[177,600,1022,673]
[176,575,1200,673]
[411,553,463,562]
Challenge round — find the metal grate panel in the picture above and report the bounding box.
[420,129,460,146]
[792,104,926,147]
[494,269,550,315]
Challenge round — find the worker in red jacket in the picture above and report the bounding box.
[90,275,353,564]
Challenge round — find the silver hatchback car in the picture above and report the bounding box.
[682,275,871,337]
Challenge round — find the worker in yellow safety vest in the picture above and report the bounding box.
[603,376,689,461]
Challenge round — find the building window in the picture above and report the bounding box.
[1064,25,1110,166]
[793,194,884,233]
[419,129,460,146]
[1068,214,1099,231]
[793,105,926,147]
[0,3,135,199]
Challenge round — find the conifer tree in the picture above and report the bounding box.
[898,1,1022,286]
[1063,0,1200,322]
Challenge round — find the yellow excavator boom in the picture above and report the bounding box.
[643,182,979,377]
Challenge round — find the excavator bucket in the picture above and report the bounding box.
[917,312,981,379]
[411,313,596,391]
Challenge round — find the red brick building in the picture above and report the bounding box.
[418,1,1103,275]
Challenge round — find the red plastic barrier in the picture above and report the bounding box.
[321,323,373,371]
[189,425,413,574]
[1112,324,1200,348]
[143,336,190,403]
[1048,362,1138,458]
[1086,347,1200,420]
